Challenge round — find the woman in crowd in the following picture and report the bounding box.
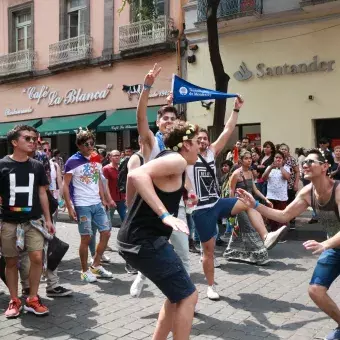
[256,141,275,197]
[296,147,307,185]
[330,145,340,180]
[263,150,290,232]
[223,150,272,265]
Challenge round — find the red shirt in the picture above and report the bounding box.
[102,164,126,202]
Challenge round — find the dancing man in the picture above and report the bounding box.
[236,149,340,340]
[117,121,199,340]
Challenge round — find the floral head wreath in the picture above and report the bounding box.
[168,123,196,152]
[76,126,90,135]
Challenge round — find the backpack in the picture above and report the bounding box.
[117,153,144,193]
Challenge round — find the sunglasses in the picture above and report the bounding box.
[83,141,95,148]
[23,136,38,143]
[44,148,51,152]
[302,159,324,166]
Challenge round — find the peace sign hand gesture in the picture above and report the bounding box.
[144,63,162,87]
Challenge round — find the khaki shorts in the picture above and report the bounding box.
[1,221,44,258]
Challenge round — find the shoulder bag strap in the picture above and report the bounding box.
[198,154,221,196]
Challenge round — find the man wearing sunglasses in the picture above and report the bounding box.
[63,130,113,283]
[0,125,54,318]
[236,149,340,340]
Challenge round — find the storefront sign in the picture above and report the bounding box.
[122,84,170,100]
[234,56,335,81]
[23,84,113,106]
[4,107,34,116]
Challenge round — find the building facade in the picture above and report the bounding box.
[184,0,340,152]
[0,0,184,157]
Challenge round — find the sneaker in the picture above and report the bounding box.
[215,239,226,246]
[81,269,98,283]
[264,225,288,250]
[46,286,73,297]
[90,265,113,278]
[189,239,200,254]
[130,272,146,298]
[207,285,220,301]
[256,259,270,266]
[22,288,30,299]
[278,240,287,244]
[214,257,221,268]
[5,299,22,318]
[308,218,319,224]
[125,263,138,275]
[24,296,49,316]
[325,327,340,340]
[101,254,111,263]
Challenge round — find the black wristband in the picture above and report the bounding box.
[233,108,240,112]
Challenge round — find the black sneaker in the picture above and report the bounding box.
[308,218,318,224]
[125,264,138,275]
[22,288,30,299]
[46,286,73,297]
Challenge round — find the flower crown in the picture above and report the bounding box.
[168,123,196,152]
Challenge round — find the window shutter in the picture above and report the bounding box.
[79,7,86,35]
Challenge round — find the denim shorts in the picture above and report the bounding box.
[192,198,238,243]
[310,248,340,288]
[75,203,110,236]
[120,237,196,303]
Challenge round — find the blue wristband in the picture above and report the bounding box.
[143,84,152,90]
[254,200,260,209]
[160,212,170,220]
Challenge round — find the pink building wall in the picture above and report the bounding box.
[0,55,177,123]
[90,0,104,58]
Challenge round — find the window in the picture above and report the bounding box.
[132,0,166,22]
[15,11,32,51]
[68,0,86,38]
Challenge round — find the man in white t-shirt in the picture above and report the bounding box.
[64,130,114,283]
[186,97,288,301]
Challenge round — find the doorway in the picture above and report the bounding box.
[315,118,340,148]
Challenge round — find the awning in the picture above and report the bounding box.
[0,119,42,139]
[38,112,106,136]
[97,106,160,132]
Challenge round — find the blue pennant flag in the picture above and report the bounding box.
[172,75,238,105]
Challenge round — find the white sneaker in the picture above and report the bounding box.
[81,269,98,283]
[130,272,146,298]
[207,285,220,301]
[101,254,111,263]
[264,225,288,250]
[200,257,221,268]
[90,265,113,278]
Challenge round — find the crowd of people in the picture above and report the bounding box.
[0,63,340,340]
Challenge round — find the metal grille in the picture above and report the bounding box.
[49,34,92,67]
[197,0,263,22]
[0,49,35,76]
[119,16,174,51]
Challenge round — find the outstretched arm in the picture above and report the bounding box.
[236,185,311,223]
[137,64,162,150]
[210,96,244,156]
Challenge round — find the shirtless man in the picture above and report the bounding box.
[236,149,340,340]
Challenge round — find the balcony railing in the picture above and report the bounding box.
[0,49,35,77]
[197,0,263,22]
[49,35,92,67]
[300,0,339,5]
[119,16,174,51]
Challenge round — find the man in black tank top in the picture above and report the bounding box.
[117,121,200,340]
[236,149,340,340]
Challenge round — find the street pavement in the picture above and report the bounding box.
[0,212,339,340]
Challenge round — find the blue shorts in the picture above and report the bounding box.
[75,203,110,236]
[310,248,340,288]
[120,237,196,303]
[192,198,238,243]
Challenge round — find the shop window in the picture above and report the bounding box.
[8,2,34,53]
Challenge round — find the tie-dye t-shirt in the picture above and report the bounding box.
[65,152,102,207]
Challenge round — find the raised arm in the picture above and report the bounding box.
[210,96,244,156]
[137,64,162,149]
[228,171,239,198]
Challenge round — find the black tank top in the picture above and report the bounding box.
[311,180,340,238]
[117,151,185,252]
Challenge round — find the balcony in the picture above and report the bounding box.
[300,0,340,11]
[119,16,176,58]
[48,35,92,71]
[197,0,263,23]
[0,49,35,82]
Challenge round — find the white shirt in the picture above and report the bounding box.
[67,160,102,207]
[187,148,219,210]
[49,160,57,191]
[266,165,290,201]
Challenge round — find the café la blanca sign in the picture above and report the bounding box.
[23,84,113,107]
